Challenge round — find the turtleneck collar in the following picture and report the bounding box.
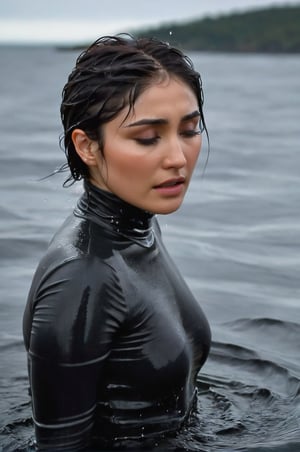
[74,180,155,248]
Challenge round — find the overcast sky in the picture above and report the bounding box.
[0,0,299,44]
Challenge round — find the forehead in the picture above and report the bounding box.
[121,77,199,124]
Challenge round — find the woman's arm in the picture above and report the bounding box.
[24,257,126,450]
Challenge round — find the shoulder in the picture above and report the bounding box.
[24,253,126,363]
[28,209,117,300]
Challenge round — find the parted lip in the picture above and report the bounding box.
[154,176,186,188]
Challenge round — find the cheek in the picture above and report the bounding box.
[109,153,151,179]
[187,140,202,168]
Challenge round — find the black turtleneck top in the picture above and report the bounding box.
[23,181,211,451]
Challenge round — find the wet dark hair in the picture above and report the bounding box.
[60,34,208,186]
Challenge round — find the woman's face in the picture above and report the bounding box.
[89,77,202,214]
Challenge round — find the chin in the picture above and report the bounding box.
[152,201,183,215]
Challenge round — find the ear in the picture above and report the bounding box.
[71,129,99,166]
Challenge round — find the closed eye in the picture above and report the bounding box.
[135,136,160,146]
[180,129,201,138]
[180,116,204,137]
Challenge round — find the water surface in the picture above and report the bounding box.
[0,46,299,451]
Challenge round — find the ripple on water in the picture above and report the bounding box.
[178,317,300,451]
[1,318,300,451]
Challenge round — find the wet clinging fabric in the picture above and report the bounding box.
[23,181,211,450]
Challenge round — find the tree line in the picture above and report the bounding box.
[134,5,300,53]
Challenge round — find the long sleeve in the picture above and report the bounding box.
[23,256,127,450]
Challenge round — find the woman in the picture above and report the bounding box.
[23,35,211,450]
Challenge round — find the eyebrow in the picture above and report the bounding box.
[125,110,201,128]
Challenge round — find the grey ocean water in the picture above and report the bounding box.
[0,46,299,451]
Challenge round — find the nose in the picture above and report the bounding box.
[162,137,187,169]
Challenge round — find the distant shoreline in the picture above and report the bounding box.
[56,4,300,54]
[134,4,300,53]
[2,4,298,53]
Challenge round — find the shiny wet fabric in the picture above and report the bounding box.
[23,181,211,450]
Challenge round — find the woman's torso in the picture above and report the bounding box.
[23,185,211,449]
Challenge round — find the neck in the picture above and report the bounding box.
[74,180,155,248]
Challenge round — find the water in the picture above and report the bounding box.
[0,46,299,451]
